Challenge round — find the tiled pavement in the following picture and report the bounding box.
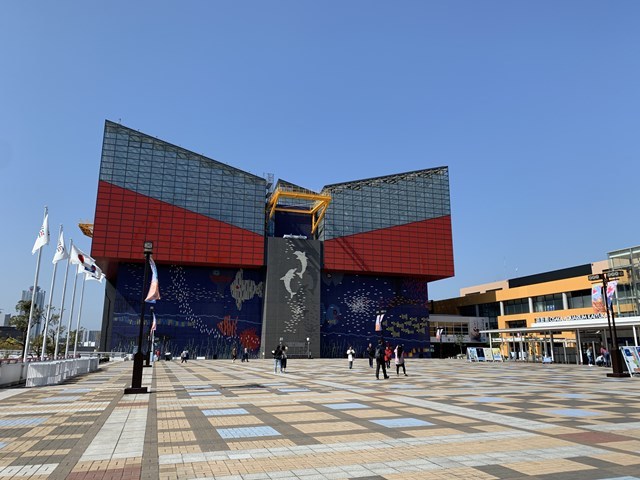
[1,359,640,479]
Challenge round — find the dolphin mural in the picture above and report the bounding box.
[293,251,307,278]
[281,268,297,298]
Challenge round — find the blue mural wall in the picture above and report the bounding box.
[110,262,264,358]
[109,263,430,359]
[320,272,431,358]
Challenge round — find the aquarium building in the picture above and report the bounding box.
[92,121,454,358]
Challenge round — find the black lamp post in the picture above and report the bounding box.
[144,306,154,367]
[589,270,629,378]
[124,241,153,394]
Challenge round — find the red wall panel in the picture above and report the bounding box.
[92,181,264,267]
[324,216,454,280]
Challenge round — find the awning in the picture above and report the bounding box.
[481,315,640,335]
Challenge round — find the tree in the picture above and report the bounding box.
[65,327,86,356]
[9,300,43,357]
[40,309,61,357]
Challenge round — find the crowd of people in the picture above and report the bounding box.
[176,339,410,380]
[361,339,408,379]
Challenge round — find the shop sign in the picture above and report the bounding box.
[534,313,606,324]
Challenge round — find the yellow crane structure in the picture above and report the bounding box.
[266,181,331,236]
[78,221,94,238]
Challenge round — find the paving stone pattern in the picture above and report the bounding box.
[0,359,639,479]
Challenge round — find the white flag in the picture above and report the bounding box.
[32,212,49,254]
[52,230,68,264]
[85,268,105,283]
[70,244,97,275]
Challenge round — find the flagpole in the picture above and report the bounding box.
[24,248,43,362]
[73,277,86,357]
[41,224,63,360]
[64,268,79,358]
[54,239,72,358]
[24,206,47,363]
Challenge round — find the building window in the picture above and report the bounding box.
[507,320,526,329]
[567,289,591,309]
[533,293,564,312]
[504,299,529,315]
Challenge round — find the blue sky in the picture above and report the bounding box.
[1,1,638,332]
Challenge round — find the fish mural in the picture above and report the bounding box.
[230,269,264,310]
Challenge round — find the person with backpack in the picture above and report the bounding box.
[375,339,389,380]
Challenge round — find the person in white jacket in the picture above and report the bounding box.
[347,346,356,369]
[394,344,407,376]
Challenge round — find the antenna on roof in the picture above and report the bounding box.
[264,173,274,192]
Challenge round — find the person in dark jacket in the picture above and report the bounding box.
[272,345,283,373]
[366,343,374,368]
[375,339,389,380]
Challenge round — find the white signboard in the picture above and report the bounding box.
[620,346,640,375]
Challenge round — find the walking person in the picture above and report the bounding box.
[375,339,389,380]
[366,343,374,368]
[347,346,355,369]
[385,343,392,369]
[394,344,407,376]
[281,345,288,373]
[231,345,237,363]
[272,345,283,373]
[242,347,249,362]
[586,346,594,366]
[180,349,189,364]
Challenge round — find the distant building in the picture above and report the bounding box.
[21,286,46,338]
[80,330,101,348]
[3,314,11,327]
[432,253,640,364]
[21,286,46,310]
[0,326,22,341]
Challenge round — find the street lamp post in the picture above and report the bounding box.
[306,337,310,359]
[124,241,153,394]
[145,306,154,367]
[589,270,629,378]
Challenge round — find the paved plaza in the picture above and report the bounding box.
[0,358,639,479]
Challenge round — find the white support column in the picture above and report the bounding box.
[576,329,582,365]
[633,326,638,347]
[562,340,567,364]
[528,297,534,314]
[500,301,505,316]
[550,332,555,362]
[562,292,569,310]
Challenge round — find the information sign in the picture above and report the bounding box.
[605,270,625,279]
